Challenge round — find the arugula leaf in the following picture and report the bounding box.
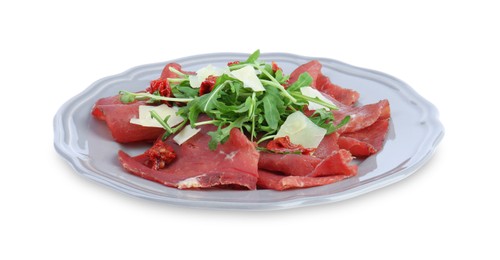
[286,72,312,92]
[245,49,260,63]
[274,69,290,85]
[172,85,199,98]
[308,108,350,134]
[262,93,280,131]
[207,116,247,150]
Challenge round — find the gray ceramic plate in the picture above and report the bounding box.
[54,52,444,210]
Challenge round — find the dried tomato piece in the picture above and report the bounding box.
[145,141,176,170]
[272,61,282,73]
[146,78,173,105]
[266,136,316,155]
[199,75,218,96]
[227,61,240,66]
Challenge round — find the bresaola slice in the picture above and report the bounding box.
[289,60,360,105]
[91,63,192,143]
[257,169,354,191]
[91,95,165,143]
[258,149,357,177]
[338,118,390,157]
[334,99,390,134]
[118,125,259,190]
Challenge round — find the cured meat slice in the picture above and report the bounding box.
[159,63,194,79]
[315,73,359,106]
[258,153,321,177]
[289,60,323,88]
[338,118,390,157]
[313,132,340,159]
[258,149,357,177]
[91,95,164,143]
[118,125,259,190]
[91,96,164,143]
[91,63,194,143]
[308,149,357,177]
[91,94,128,121]
[334,99,390,134]
[257,170,353,191]
[289,60,360,105]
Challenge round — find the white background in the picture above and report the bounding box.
[1,0,498,259]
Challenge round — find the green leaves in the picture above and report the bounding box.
[120,50,350,151]
[245,49,261,64]
[262,87,284,131]
[207,116,246,150]
[286,72,313,92]
[308,108,350,134]
[262,95,279,130]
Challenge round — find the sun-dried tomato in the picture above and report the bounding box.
[266,136,316,155]
[199,75,218,96]
[227,61,240,66]
[145,141,176,170]
[146,78,173,105]
[272,61,282,73]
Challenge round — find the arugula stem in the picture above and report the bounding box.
[203,81,229,112]
[250,92,257,141]
[119,91,193,103]
[150,111,173,133]
[228,62,264,71]
[256,134,276,144]
[290,92,338,110]
[168,67,187,77]
[194,120,220,126]
[229,61,297,102]
[167,78,187,83]
[260,79,297,103]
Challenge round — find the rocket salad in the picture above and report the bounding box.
[119,50,349,150]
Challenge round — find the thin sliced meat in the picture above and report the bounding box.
[91,95,164,143]
[308,149,357,177]
[289,60,359,105]
[257,170,353,191]
[91,93,165,144]
[258,153,321,177]
[289,60,323,88]
[159,63,194,79]
[119,125,259,190]
[334,99,390,134]
[313,132,340,159]
[91,94,129,121]
[339,118,390,157]
[91,63,195,143]
[258,149,357,177]
[315,73,359,106]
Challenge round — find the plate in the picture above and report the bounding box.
[54,52,444,210]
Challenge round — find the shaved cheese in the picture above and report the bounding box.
[173,126,201,145]
[275,111,326,148]
[300,86,335,111]
[130,104,184,128]
[230,65,265,92]
[188,64,229,88]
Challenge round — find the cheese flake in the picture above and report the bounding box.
[129,104,184,128]
[300,86,335,111]
[275,111,327,148]
[173,125,201,145]
[230,65,265,92]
